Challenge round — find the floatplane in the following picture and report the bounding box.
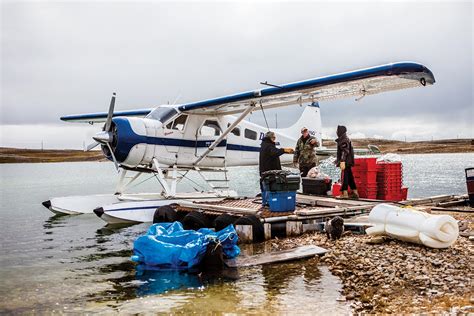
[42,62,435,224]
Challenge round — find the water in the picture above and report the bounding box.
[0,153,472,313]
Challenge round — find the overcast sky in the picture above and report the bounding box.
[1,0,473,149]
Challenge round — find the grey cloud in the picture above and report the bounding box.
[1,1,472,143]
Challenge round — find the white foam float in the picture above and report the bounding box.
[366,204,459,248]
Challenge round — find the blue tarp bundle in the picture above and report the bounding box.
[131,222,240,269]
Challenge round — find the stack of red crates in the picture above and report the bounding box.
[352,158,378,199]
[350,158,408,201]
[376,162,405,201]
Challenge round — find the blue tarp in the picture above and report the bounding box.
[131,222,240,269]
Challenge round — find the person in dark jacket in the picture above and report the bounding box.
[335,125,359,199]
[259,131,293,175]
[259,131,294,205]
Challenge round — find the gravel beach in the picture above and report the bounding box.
[273,211,474,314]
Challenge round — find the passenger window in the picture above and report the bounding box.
[244,129,257,140]
[231,128,240,136]
[200,120,221,137]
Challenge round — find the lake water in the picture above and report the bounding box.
[0,153,472,313]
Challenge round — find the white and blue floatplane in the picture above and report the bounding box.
[42,62,435,224]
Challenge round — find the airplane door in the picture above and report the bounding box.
[195,119,227,159]
[161,114,188,153]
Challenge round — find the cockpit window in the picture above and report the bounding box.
[165,114,188,131]
[146,107,178,123]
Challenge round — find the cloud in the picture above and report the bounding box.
[1,1,472,147]
[0,124,100,149]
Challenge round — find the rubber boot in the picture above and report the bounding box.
[341,190,349,199]
[350,189,360,200]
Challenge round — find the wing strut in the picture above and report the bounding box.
[193,103,256,166]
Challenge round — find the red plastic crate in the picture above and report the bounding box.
[354,158,377,171]
[359,189,378,195]
[354,175,377,185]
[377,161,402,167]
[357,189,377,199]
[377,194,403,201]
[378,181,403,186]
[358,184,377,190]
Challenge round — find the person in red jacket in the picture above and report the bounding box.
[335,125,359,199]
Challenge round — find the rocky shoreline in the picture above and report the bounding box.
[273,212,474,314]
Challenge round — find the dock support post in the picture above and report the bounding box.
[264,223,272,240]
[286,221,303,237]
[303,219,323,233]
[235,225,253,243]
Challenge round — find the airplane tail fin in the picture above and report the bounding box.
[276,102,323,146]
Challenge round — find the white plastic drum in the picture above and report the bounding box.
[366,204,459,248]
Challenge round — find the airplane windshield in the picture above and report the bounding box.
[146,107,178,123]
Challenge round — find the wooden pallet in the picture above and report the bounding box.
[224,245,328,268]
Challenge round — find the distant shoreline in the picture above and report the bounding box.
[1,139,473,163]
[0,148,104,163]
[323,138,474,155]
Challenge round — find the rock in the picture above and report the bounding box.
[366,236,386,244]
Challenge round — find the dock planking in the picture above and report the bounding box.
[224,245,328,268]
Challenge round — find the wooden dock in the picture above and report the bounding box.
[175,193,471,243]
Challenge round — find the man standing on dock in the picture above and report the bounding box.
[259,131,294,205]
[336,125,359,199]
[293,127,319,177]
[259,131,294,175]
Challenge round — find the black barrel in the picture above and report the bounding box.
[466,168,474,207]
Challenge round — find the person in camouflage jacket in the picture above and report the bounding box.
[293,127,319,177]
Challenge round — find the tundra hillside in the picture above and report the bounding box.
[1,139,473,163]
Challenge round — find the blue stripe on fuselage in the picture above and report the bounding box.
[112,118,260,162]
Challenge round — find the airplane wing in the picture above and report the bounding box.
[60,61,434,122]
[61,108,152,123]
[178,62,435,115]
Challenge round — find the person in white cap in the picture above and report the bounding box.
[293,127,319,177]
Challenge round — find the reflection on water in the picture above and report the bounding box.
[135,269,203,296]
[1,155,473,313]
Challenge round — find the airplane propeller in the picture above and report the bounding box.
[85,92,120,172]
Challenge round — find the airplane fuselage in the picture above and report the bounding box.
[106,110,297,169]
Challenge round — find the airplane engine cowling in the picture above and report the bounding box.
[107,117,163,168]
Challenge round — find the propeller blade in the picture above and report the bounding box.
[105,92,116,132]
[85,141,100,151]
[92,131,112,144]
[106,142,120,172]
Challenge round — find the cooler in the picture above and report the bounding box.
[268,191,297,212]
[261,170,301,192]
[302,177,332,195]
[261,170,300,210]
